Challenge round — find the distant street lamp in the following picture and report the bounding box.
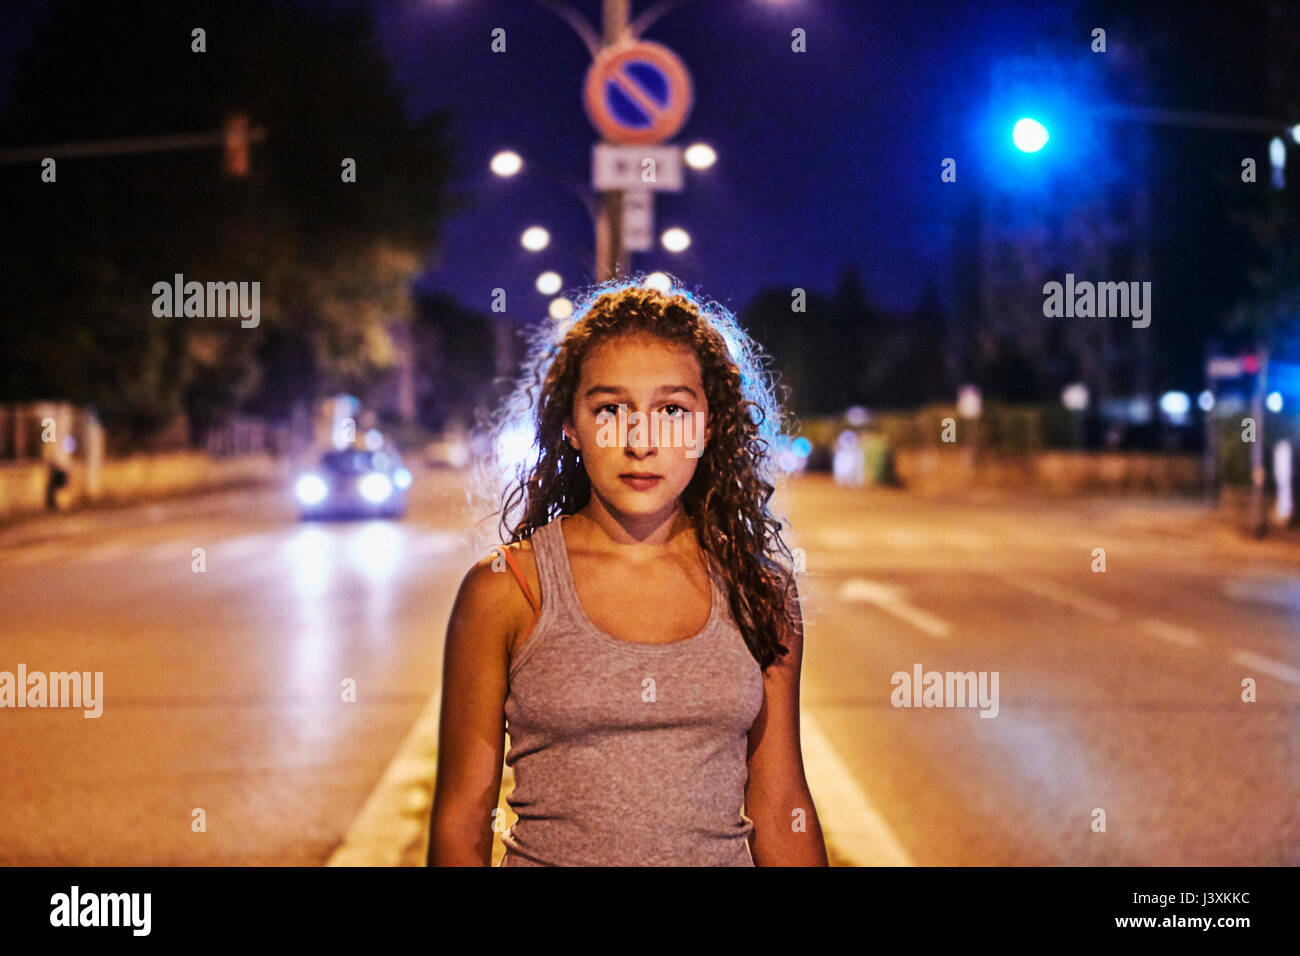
[1061,382,1089,411]
[1270,136,1286,189]
[661,227,691,253]
[521,226,551,251]
[490,150,524,177]
[642,271,672,292]
[548,297,574,321]
[683,143,717,170]
[536,271,563,295]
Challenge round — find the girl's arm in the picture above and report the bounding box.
[744,582,830,866]
[426,555,518,866]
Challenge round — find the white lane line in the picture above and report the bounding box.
[1139,618,1201,647]
[328,687,442,867]
[1232,651,1300,687]
[801,710,913,866]
[993,574,1122,622]
[837,578,952,638]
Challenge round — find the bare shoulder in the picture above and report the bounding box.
[449,540,541,651]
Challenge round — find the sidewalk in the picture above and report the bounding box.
[0,485,276,550]
[958,486,1300,560]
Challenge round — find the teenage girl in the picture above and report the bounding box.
[427,279,828,866]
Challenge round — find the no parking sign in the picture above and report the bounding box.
[583,40,693,145]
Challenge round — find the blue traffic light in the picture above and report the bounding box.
[1012,117,1049,153]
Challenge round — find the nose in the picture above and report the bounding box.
[624,413,657,458]
[624,440,657,461]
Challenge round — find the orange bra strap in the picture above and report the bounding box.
[495,545,541,626]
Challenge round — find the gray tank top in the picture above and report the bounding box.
[499,516,765,866]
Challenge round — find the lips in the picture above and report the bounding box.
[619,473,663,491]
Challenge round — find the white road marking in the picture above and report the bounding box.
[1224,576,1300,613]
[993,574,1122,621]
[1139,618,1201,647]
[837,578,952,638]
[328,687,442,866]
[1232,651,1300,687]
[800,710,913,866]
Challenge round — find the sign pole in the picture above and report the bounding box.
[585,8,692,279]
[596,0,630,281]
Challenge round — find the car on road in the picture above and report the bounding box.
[294,448,412,519]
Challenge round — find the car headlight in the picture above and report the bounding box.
[295,473,329,506]
[393,467,412,489]
[358,472,393,504]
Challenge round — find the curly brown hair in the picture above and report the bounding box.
[477,276,800,672]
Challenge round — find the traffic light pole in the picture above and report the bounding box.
[0,119,264,172]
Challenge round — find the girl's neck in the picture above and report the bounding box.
[571,494,694,557]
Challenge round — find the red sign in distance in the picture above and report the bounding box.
[583,40,693,146]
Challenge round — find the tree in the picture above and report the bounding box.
[0,0,457,447]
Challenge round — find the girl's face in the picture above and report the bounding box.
[564,333,709,521]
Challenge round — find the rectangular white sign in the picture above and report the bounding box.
[622,190,653,251]
[593,144,683,191]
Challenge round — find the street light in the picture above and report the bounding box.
[548,296,574,321]
[490,150,523,177]
[521,226,551,251]
[536,271,563,295]
[683,143,717,170]
[1012,117,1050,153]
[661,227,690,252]
[643,271,673,292]
[1270,136,1286,189]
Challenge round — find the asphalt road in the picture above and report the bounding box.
[1,470,1296,864]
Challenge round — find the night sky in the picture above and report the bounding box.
[374,0,1071,317]
[0,0,1271,353]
